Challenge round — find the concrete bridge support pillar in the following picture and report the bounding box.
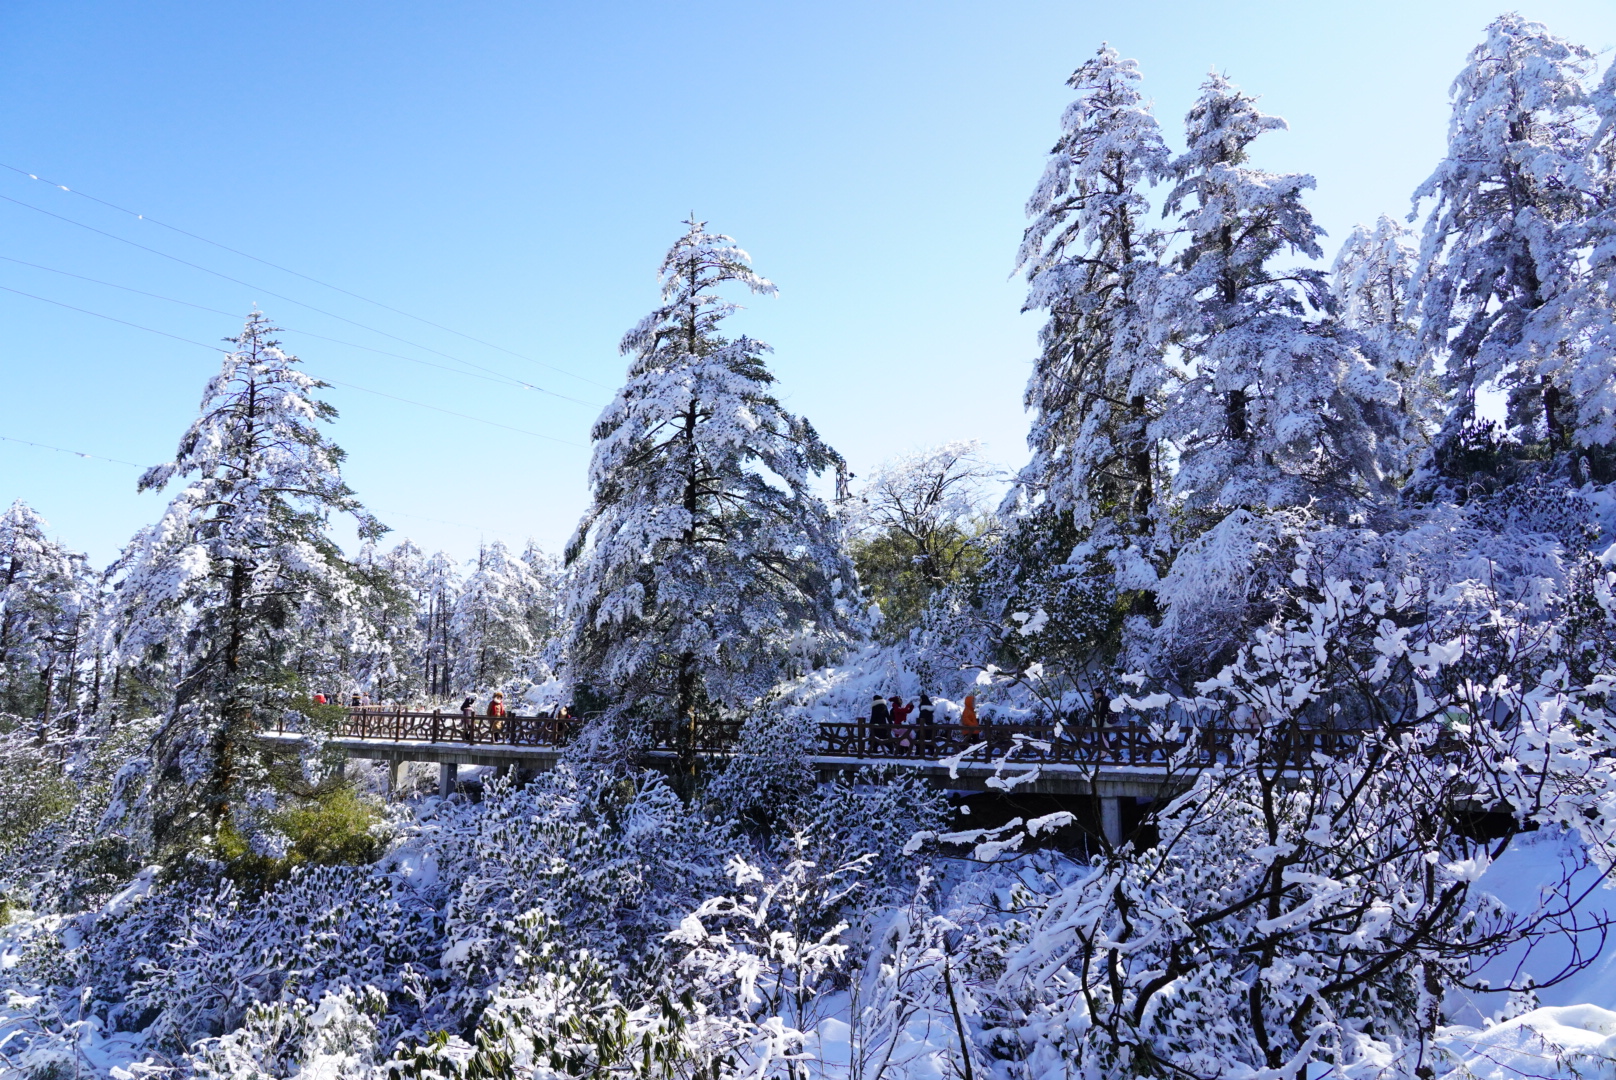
[1100,797,1123,848]
[385,760,402,800]
[438,762,458,798]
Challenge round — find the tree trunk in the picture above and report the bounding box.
[1226,388,1249,442]
[1544,376,1563,448]
[1130,394,1152,518]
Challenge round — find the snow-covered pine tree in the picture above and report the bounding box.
[350,538,427,703]
[519,539,564,684]
[1412,14,1598,458]
[450,540,547,697]
[1331,215,1436,481]
[564,219,859,725]
[1153,73,1400,513]
[0,501,95,729]
[1564,57,1616,453]
[1014,44,1171,531]
[419,550,459,700]
[104,312,382,855]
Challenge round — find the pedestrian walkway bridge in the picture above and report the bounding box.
[263,708,1363,841]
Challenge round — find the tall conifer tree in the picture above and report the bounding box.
[564,221,858,724]
[105,312,380,854]
[1154,74,1399,513]
[1412,14,1597,455]
[1014,45,1172,532]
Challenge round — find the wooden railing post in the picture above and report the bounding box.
[431,709,442,743]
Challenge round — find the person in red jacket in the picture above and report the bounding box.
[889,696,914,753]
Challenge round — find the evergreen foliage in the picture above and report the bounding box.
[564,219,859,722]
[1413,13,1600,459]
[1154,73,1401,514]
[102,312,382,857]
[1014,45,1171,532]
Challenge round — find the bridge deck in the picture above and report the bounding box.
[269,708,1361,801]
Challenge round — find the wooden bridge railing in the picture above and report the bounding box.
[276,707,1368,770]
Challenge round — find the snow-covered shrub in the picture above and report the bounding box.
[73,865,438,1054]
[186,984,391,1079]
[955,563,1616,1079]
[702,706,818,825]
[667,853,855,1054]
[411,765,737,1024]
[389,909,753,1080]
[790,770,948,914]
[0,718,155,915]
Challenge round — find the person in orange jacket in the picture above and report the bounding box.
[488,692,506,718]
[960,694,981,745]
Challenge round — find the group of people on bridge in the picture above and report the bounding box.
[867,692,981,753]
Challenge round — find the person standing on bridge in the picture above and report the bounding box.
[869,694,890,751]
[889,696,914,753]
[961,694,980,748]
[460,695,476,720]
[488,691,507,737]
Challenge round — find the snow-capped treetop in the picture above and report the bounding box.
[1163,71,1323,308]
[1562,58,1616,447]
[138,311,380,539]
[619,217,777,364]
[1333,216,1419,361]
[107,312,382,666]
[1152,73,1401,513]
[1412,13,1599,445]
[566,221,858,720]
[1015,45,1170,287]
[1013,45,1172,529]
[0,501,93,720]
[1332,216,1436,477]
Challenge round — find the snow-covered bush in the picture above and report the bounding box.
[951,560,1616,1079]
[405,764,738,1025]
[71,865,438,1054]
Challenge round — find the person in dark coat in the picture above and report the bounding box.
[869,694,891,750]
[460,696,476,719]
[916,694,935,754]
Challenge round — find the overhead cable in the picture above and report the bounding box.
[0,253,605,403]
[0,433,551,546]
[0,161,615,390]
[0,190,602,406]
[0,285,588,449]
[0,432,141,467]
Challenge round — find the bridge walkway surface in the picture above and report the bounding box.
[262,708,1365,844]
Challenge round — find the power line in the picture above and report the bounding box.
[0,284,590,449]
[0,433,559,547]
[0,253,605,405]
[0,282,228,352]
[325,379,587,449]
[0,161,616,391]
[0,189,604,404]
[0,433,141,467]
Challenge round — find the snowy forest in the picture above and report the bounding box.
[7,13,1616,1079]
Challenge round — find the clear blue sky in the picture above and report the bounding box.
[2,1,1612,566]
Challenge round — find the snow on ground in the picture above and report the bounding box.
[1447,828,1616,1025]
